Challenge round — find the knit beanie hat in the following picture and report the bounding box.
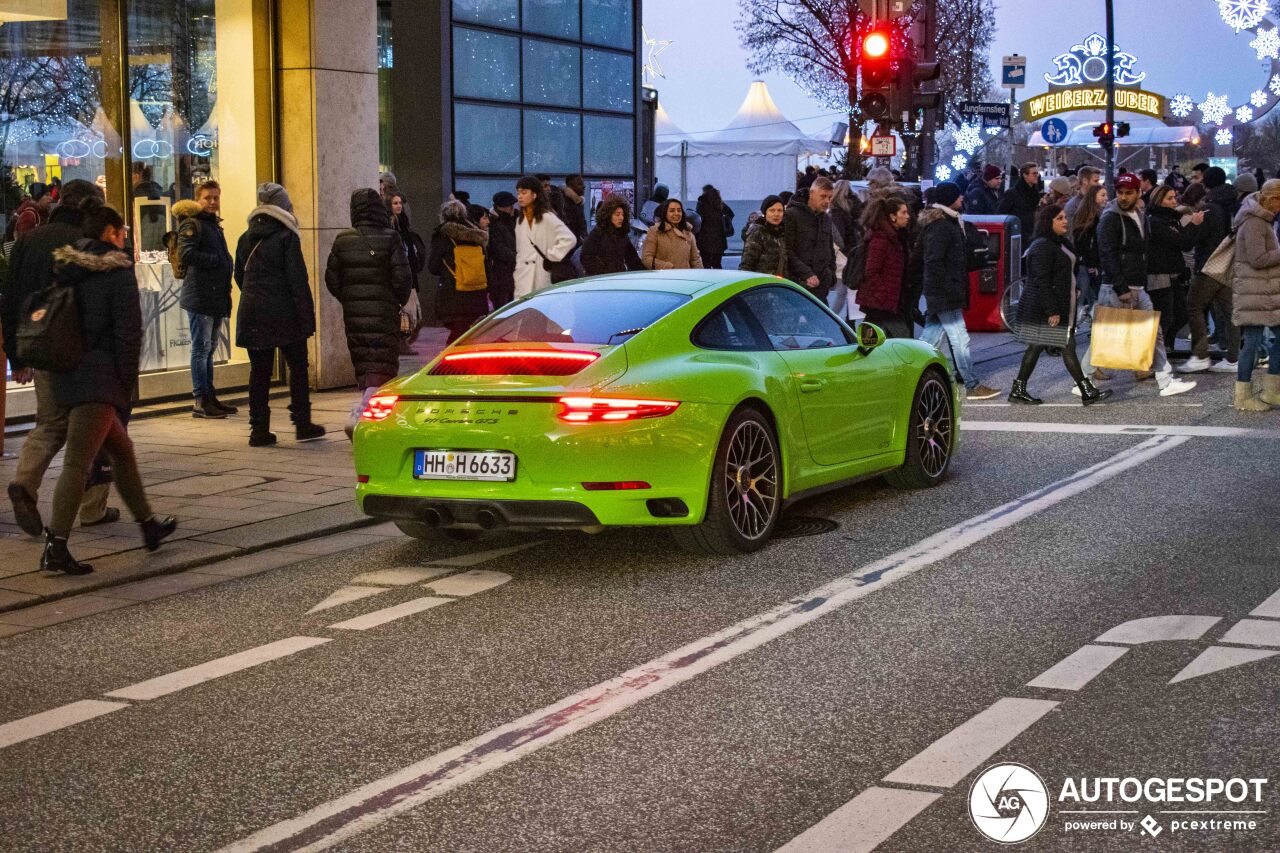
[934,181,962,207]
[492,190,517,208]
[257,182,293,213]
[760,194,784,214]
[1049,176,1072,196]
[1234,173,1258,194]
[982,164,1003,182]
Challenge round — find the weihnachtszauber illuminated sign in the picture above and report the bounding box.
[1021,88,1166,121]
[1019,33,1167,122]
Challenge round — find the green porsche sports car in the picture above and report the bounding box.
[353,270,961,554]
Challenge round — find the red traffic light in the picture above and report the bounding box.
[1093,122,1112,138]
[863,31,890,59]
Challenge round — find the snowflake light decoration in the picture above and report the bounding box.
[985,126,1001,136]
[1216,128,1234,146]
[1220,0,1269,33]
[1199,92,1232,125]
[1250,26,1280,61]
[1271,75,1280,95]
[1252,90,1269,108]
[1169,93,1194,118]
[935,165,953,181]
[951,154,969,171]
[1237,105,1255,122]
[954,123,983,155]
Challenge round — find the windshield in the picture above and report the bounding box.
[466,290,689,345]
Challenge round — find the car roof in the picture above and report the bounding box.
[552,269,772,296]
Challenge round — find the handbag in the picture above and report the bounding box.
[530,241,577,284]
[1090,304,1160,372]
[1200,232,1236,287]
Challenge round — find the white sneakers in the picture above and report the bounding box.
[1176,356,1211,373]
[1159,378,1197,397]
[1209,359,1238,373]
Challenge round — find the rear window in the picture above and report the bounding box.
[466,290,689,345]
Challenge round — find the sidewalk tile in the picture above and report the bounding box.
[100,572,229,601]
[192,549,307,578]
[0,595,134,627]
[0,590,39,610]
[0,623,33,637]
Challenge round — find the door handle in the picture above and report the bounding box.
[798,378,826,393]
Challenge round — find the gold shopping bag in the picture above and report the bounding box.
[1091,305,1160,372]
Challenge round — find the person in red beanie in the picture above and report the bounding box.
[964,165,1005,216]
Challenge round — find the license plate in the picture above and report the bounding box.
[414,450,516,482]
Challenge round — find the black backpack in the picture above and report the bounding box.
[17,281,83,372]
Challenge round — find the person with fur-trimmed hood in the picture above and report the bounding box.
[580,194,643,276]
[234,183,322,447]
[428,199,491,343]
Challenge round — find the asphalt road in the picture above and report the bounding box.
[1,359,1278,853]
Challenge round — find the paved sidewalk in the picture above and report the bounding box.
[0,329,450,617]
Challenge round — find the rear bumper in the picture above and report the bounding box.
[363,495,600,529]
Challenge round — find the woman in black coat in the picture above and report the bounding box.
[1145,185,1204,354]
[428,200,491,343]
[695,185,733,269]
[580,194,643,276]
[234,182,322,447]
[1010,205,1112,406]
[325,187,413,396]
[40,199,175,574]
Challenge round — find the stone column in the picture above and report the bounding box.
[277,0,380,389]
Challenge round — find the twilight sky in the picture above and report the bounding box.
[643,0,1272,135]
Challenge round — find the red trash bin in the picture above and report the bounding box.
[961,214,1023,332]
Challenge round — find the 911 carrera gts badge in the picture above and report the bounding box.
[415,405,518,426]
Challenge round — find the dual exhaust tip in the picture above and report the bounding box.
[420,505,503,530]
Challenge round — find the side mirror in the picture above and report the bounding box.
[857,322,886,351]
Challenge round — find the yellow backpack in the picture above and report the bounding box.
[446,241,488,292]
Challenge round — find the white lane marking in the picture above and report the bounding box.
[218,436,1185,853]
[1026,644,1129,691]
[1250,587,1280,619]
[967,403,1203,408]
[965,421,1276,439]
[1169,646,1280,684]
[1218,619,1280,648]
[775,786,941,853]
[104,637,332,701]
[881,698,1060,789]
[326,597,453,631]
[426,542,544,568]
[351,567,454,586]
[424,570,512,598]
[306,586,392,615]
[1094,615,1221,645]
[0,700,130,751]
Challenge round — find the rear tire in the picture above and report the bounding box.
[886,370,955,490]
[673,407,781,555]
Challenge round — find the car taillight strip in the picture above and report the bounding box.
[430,350,601,377]
[557,397,680,423]
[359,395,399,422]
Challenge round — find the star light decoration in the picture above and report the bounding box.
[641,28,672,84]
[1250,26,1280,61]
[954,122,983,155]
[1199,92,1232,125]
[1169,93,1194,118]
[1237,105,1255,122]
[1216,128,1234,146]
[935,164,953,181]
[1220,0,1270,32]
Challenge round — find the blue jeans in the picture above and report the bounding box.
[1239,325,1280,382]
[1081,285,1174,388]
[188,312,222,398]
[921,309,979,389]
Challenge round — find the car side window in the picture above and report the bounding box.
[739,286,852,351]
[693,297,770,351]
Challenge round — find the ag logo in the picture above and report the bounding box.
[29,308,47,322]
[969,763,1050,844]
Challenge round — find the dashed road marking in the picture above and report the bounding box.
[1026,644,1129,691]
[326,597,454,631]
[424,570,511,598]
[1170,647,1280,684]
[104,637,333,701]
[217,436,1187,853]
[1250,588,1280,619]
[1218,618,1280,647]
[426,542,544,568]
[0,700,130,750]
[965,421,1276,439]
[775,786,941,853]
[1095,615,1221,645]
[351,567,455,586]
[307,586,392,615]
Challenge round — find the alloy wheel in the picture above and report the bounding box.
[915,377,953,479]
[723,419,778,541]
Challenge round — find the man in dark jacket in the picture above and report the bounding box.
[964,165,1004,216]
[4,180,120,535]
[998,162,1042,238]
[783,177,837,301]
[1081,173,1195,397]
[1184,167,1241,371]
[920,182,999,399]
[178,180,236,419]
[326,188,413,435]
[560,174,590,244]
[488,191,518,309]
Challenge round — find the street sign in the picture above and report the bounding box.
[1001,54,1027,89]
[870,135,897,157]
[1041,117,1069,145]
[858,0,912,19]
[959,101,1012,128]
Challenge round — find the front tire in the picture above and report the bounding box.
[886,370,955,490]
[673,407,781,555]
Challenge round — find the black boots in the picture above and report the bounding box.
[193,394,227,419]
[1077,378,1114,406]
[8,483,43,536]
[140,515,178,552]
[295,422,327,442]
[41,530,93,575]
[1007,380,1043,405]
[249,429,277,447]
[209,391,238,415]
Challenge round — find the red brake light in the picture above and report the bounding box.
[360,394,399,422]
[431,350,600,376]
[557,397,680,423]
[582,481,651,491]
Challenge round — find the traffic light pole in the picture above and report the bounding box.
[1105,0,1116,192]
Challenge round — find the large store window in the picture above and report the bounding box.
[2,0,271,389]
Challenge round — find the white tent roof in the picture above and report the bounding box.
[1028,123,1201,148]
[655,82,829,157]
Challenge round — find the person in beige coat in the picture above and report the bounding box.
[642,198,703,270]
[1230,182,1280,410]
